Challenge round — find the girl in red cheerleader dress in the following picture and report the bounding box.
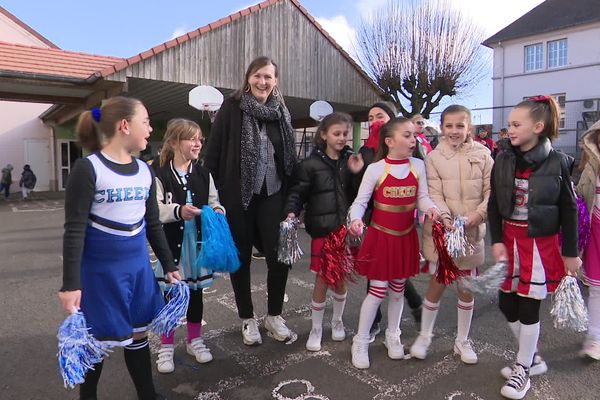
[348,117,439,369]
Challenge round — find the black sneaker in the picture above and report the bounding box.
[500,363,530,399]
[369,321,381,343]
[252,252,266,260]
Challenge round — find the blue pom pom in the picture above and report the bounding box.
[197,206,241,273]
[149,281,190,336]
[57,311,109,389]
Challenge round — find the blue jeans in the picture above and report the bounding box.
[0,183,9,199]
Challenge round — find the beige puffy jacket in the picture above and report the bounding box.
[422,137,494,269]
[577,120,600,218]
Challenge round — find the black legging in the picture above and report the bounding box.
[498,291,541,325]
[230,190,289,319]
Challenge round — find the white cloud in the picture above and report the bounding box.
[315,15,357,57]
[171,26,187,40]
[356,0,388,18]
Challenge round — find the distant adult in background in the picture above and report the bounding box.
[495,128,510,157]
[411,114,433,158]
[204,56,297,346]
[19,164,36,200]
[474,128,496,157]
[0,164,13,200]
[359,102,424,340]
[423,126,440,150]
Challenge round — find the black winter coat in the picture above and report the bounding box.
[487,137,578,257]
[203,96,295,245]
[285,146,359,238]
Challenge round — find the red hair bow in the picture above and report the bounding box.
[529,95,551,103]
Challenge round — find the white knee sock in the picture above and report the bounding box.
[420,298,440,337]
[508,321,521,341]
[588,286,600,341]
[356,281,387,341]
[456,299,474,343]
[387,279,406,334]
[517,322,540,368]
[311,301,326,330]
[332,292,347,322]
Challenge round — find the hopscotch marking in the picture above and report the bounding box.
[272,379,330,400]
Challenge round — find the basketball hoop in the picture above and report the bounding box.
[189,85,224,123]
[309,100,334,122]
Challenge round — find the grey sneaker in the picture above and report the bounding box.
[500,364,530,399]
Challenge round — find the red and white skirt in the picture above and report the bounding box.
[357,225,420,281]
[501,220,565,299]
[584,213,600,287]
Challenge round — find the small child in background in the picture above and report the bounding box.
[19,164,36,200]
[284,112,363,352]
[349,117,439,369]
[576,119,600,361]
[488,96,580,399]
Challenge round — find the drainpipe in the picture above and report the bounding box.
[499,41,505,129]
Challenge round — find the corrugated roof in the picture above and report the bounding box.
[483,0,600,46]
[0,41,123,80]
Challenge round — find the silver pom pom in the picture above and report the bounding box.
[277,217,304,264]
[460,262,507,294]
[445,216,474,258]
[550,276,588,332]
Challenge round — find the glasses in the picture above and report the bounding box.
[184,137,205,144]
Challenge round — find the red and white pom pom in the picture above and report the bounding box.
[320,225,357,288]
[432,221,461,285]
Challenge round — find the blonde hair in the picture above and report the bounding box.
[159,118,202,167]
[76,96,142,152]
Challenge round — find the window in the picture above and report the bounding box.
[525,43,543,71]
[552,93,566,128]
[548,39,567,68]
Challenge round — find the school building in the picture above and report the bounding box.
[0,0,383,193]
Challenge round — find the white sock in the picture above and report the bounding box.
[387,279,406,333]
[356,280,387,341]
[456,299,474,343]
[311,301,326,330]
[517,322,540,368]
[588,286,600,341]
[420,298,440,337]
[508,321,521,341]
[332,292,347,322]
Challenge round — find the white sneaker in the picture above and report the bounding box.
[580,339,600,360]
[306,327,322,352]
[454,339,478,364]
[242,318,262,346]
[410,334,432,360]
[500,364,531,399]
[264,315,291,342]
[186,337,213,363]
[331,320,346,341]
[351,337,370,369]
[383,329,405,359]
[156,345,175,374]
[501,354,547,379]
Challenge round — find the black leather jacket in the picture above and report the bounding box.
[487,137,578,257]
[285,146,359,238]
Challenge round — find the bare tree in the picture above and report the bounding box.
[356,0,488,118]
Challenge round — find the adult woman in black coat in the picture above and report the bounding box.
[204,56,297,346]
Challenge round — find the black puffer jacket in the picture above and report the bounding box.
[487,137,578,257]
[285,146,359,238]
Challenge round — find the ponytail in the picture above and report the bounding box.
[376,117,411,161]
[75,96,143,152]
[516,96,560,140]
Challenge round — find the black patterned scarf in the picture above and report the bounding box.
[239,92,296,209]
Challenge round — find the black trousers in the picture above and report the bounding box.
[230,191,290,319]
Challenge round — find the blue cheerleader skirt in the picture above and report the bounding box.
[80,226,164,347]
[154,218,214,291]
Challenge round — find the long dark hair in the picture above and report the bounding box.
[376,117,411,161]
